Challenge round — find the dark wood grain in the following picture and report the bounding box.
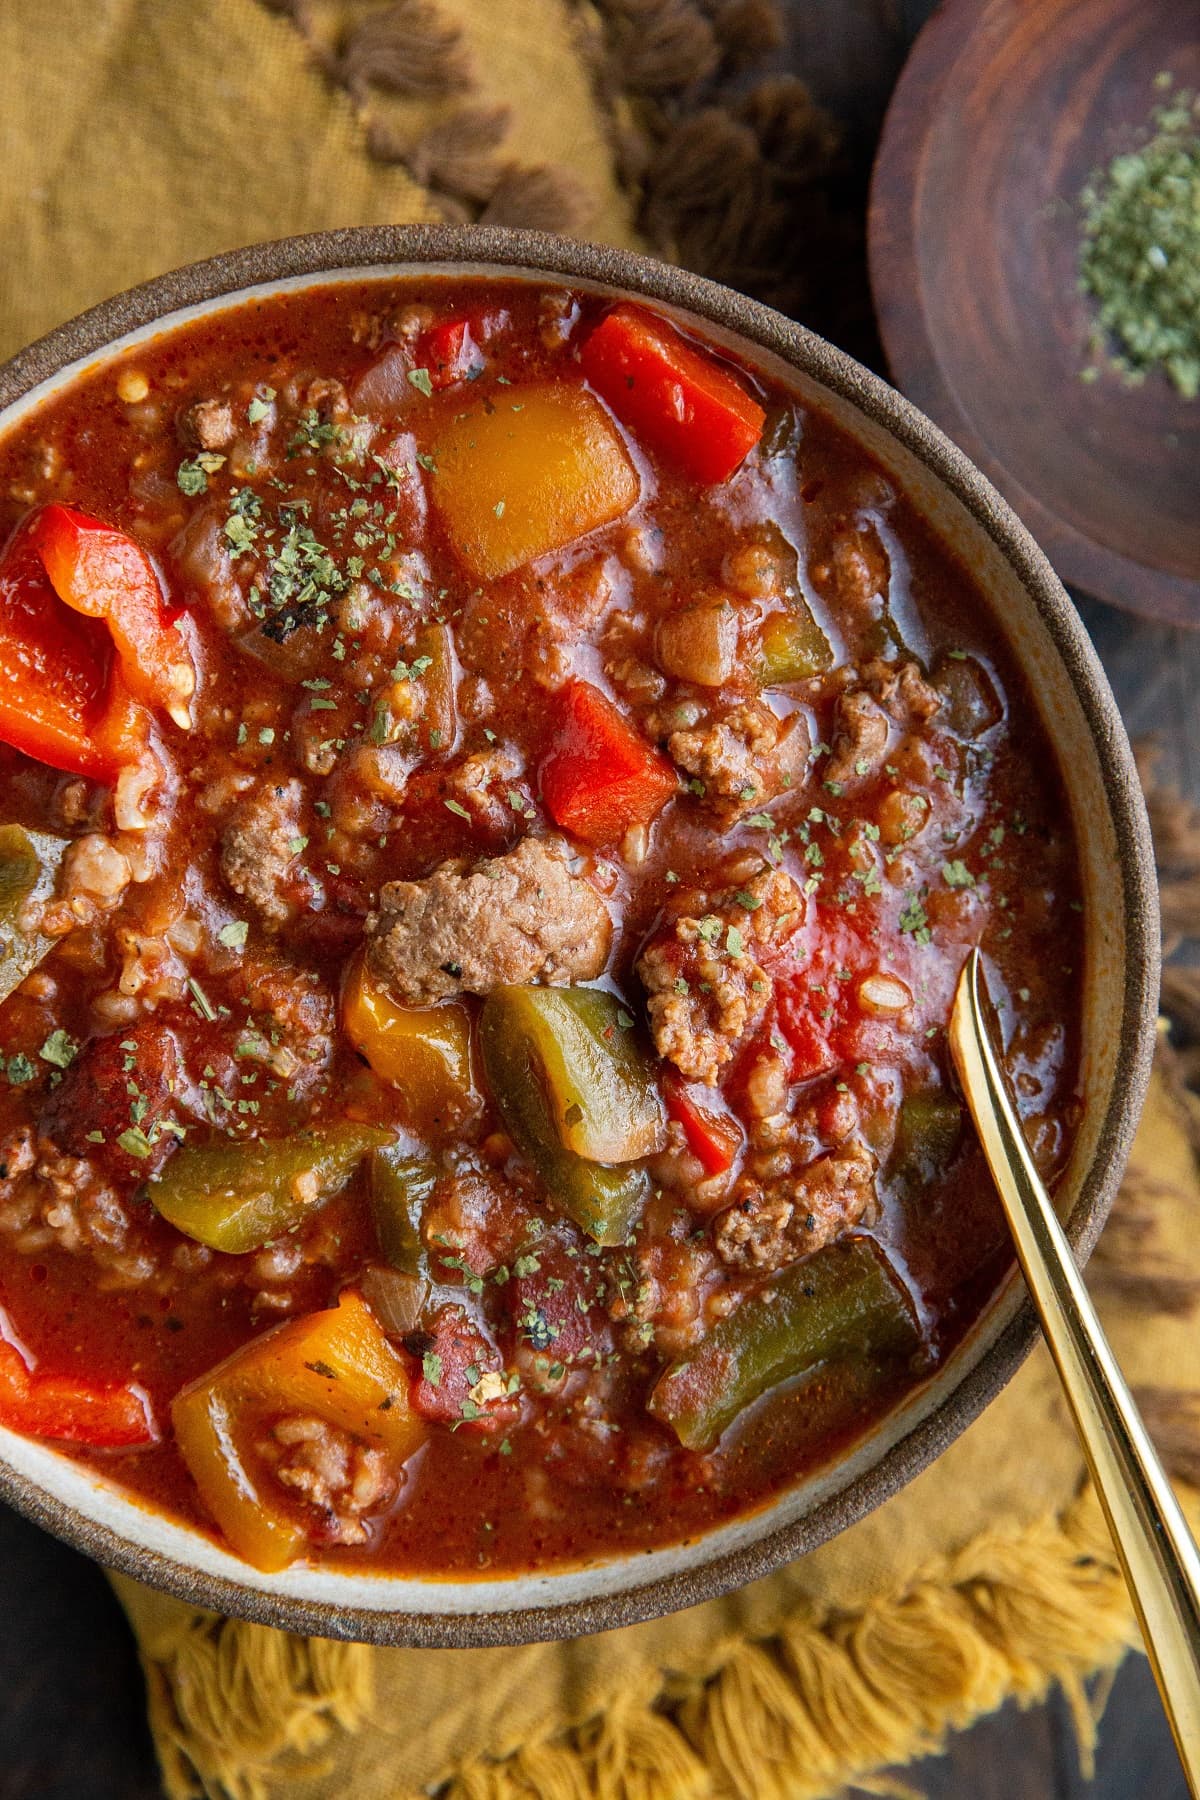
[0,2,1193,1797]
[0,1503,160,1800]
[869,0,1200,626]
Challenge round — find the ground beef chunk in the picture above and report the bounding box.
[810,523,890,619]
[180,398,236,451]
[219,779,306,926]
[862,659,943,727]
[0,1131,158,1284]
[366,835,612,1004]
[259,1415,397,1547]
[409,1303,519,1430]
[637,869,804,1085]
[442,745,523,834]
[823,688,890,791]
[668,701,809,821]
[714,1139,878,1271]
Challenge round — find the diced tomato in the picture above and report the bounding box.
[663,1072,745,1176]
[772,907,878,1082]
[507,1241,608,1366]
[40,1020,183,1182]
[539,680,678,847]
[580,304,766,484]
[0,1317,157,1448]
[30,504,196,726]
[417,318,484,391]
[773,996,840,1082]
[409,1304,517,1432]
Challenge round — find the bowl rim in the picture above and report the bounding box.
[0,224,1160,1647]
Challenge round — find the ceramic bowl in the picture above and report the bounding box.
[0,227,1159,1646]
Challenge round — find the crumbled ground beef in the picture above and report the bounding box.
[810,523,890,618]
[714,1139,879,1270]
[40,1020,182,1182]
[637,868,803,1085]
[366,834,611,1004]
[219,779,306,926]
[668,701,809,821]
[822,688,891,791]
[862,659,943,727]
[179,398,236,451]
[0,1130,158,1285]
[260,1414,397,1546]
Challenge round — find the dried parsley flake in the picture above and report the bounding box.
[1079,81,1200,398]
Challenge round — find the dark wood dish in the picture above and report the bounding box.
[868,0,1200,627]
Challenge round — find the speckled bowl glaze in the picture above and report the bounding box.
[0,228,1159,1647]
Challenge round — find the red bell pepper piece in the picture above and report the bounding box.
[663,1071,744,1175]
[0,514,150,780]
[417,318,484,391]
[30,504,195,728]
[580,304,766,484]
[0,1317,157,1448]
[539,680,678,847]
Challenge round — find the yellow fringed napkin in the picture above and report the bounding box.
[2,4,1199,1798]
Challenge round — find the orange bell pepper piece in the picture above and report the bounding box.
[172,1291,424,1571]
[428,381,639,579]
[343,951,476,1130]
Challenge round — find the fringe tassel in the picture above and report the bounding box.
[131,1482,1162,1800]
[397,104,513,200]
[260,0,591,230]
[479,164,591,234]
[570,0,855,335]
[135,1609,372,1800]
[329,0,474,100]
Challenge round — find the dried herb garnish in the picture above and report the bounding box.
[1079,79,1200,399]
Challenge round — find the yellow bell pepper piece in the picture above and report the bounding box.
[172,1291,423,1571]
[429,382,640,579]
[343,952,475,1130]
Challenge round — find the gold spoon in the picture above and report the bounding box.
[949,947,1200,1794]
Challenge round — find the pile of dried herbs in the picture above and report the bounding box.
[1078,78,1200,399]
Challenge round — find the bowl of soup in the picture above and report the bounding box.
[0,227,1157,1644]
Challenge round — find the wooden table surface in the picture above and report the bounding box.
[1,2,1197,1796]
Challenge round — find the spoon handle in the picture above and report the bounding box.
[949,948,1200,1795]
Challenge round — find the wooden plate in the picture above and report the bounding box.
[868,0,1200,626]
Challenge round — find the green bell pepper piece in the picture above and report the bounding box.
[649,1237,920,1450]
[483,986,663,1163]
[890,1089,964,1188]
[369,1148,438,1274]
[0,824,68,1003]
[150,1122,391,1253]
[759,604,833,684]
[480,986,654,1246]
